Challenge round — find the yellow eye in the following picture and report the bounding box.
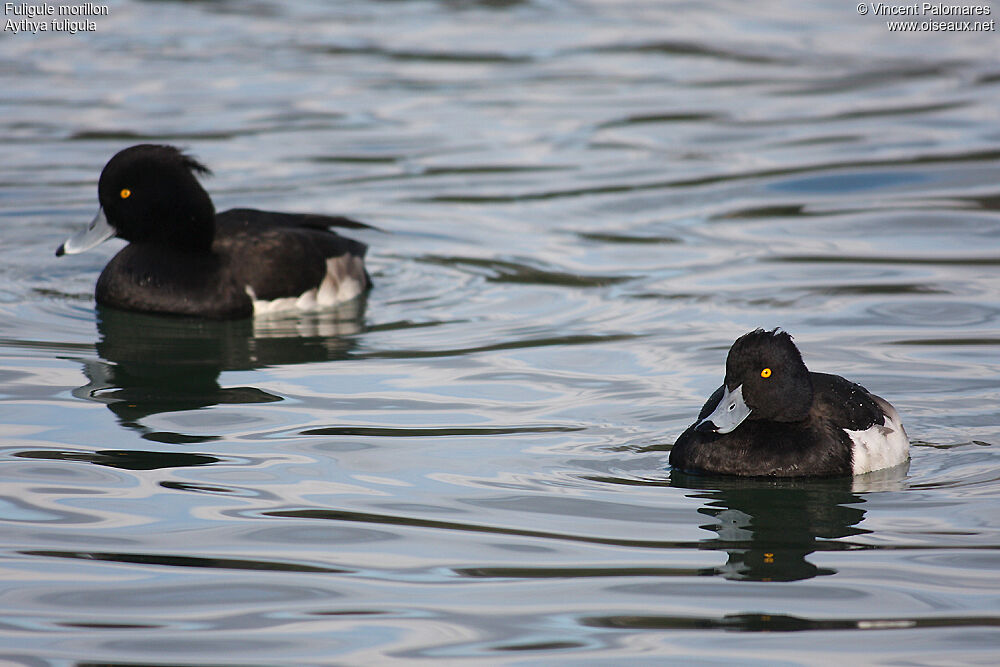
[761,368,772,378]
[120,188,131,199]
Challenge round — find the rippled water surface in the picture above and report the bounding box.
[2,0,1000,663]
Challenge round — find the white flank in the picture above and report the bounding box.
[248,255,367,315]
[846,397,910,475]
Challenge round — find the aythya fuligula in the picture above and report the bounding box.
[57,144,372,319]
[670,329,910,477]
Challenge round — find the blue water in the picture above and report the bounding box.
[2,0,999,663]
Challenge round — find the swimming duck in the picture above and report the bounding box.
[56,144,371,319]
[670,329,909,477]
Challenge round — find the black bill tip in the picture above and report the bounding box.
[695,419,718,433]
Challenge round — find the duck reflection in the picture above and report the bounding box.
[72,301,366,441]
[670,465,908,582]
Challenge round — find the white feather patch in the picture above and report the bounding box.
[846,398,910,475]
[247,255,367,316]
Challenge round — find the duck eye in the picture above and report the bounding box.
[120,188,131,199]
[760,368,772,378]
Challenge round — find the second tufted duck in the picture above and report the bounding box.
[56,144,372,319]
[670,329,910,477]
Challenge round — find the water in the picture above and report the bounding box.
[2,0,1000,663]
